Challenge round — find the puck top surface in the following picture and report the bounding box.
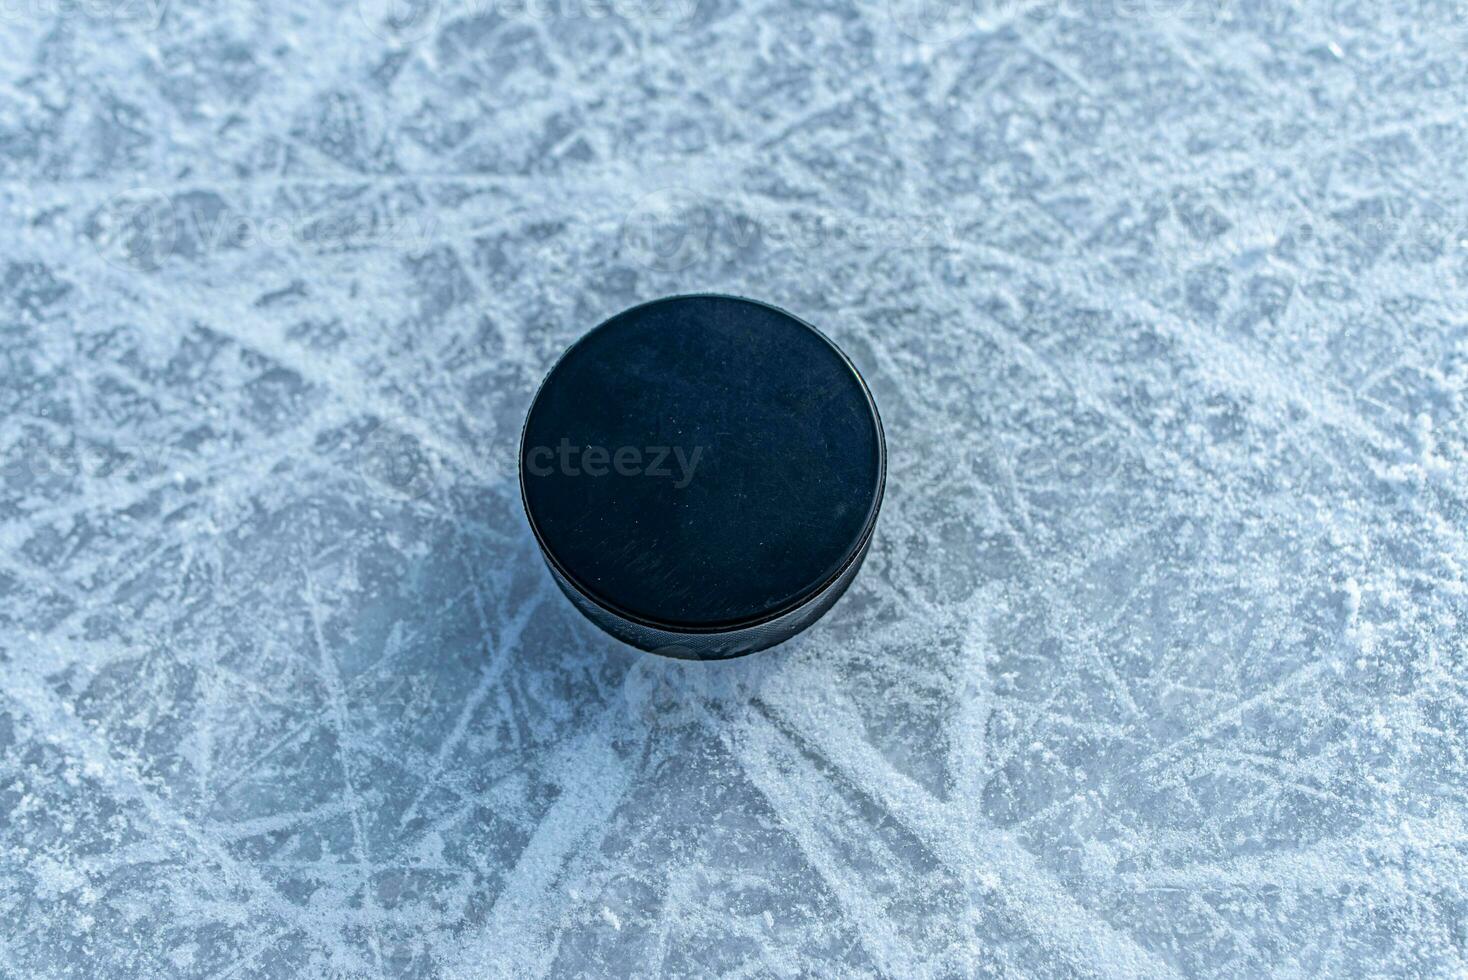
[520,295,884,632]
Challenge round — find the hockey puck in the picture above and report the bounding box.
[519,294,885,659]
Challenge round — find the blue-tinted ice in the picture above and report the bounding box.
[1,0,1465,976]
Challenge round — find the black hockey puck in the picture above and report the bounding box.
[519,294,885,659]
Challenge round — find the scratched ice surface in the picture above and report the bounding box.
[1,0,1466,976]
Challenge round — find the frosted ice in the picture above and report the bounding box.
[1,0,1466,976]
